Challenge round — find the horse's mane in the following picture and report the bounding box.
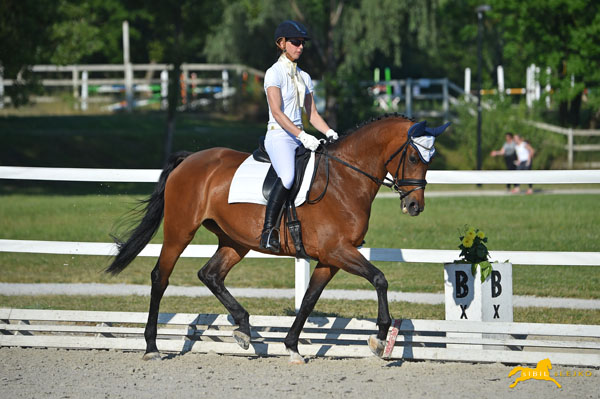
[325,113,415,148]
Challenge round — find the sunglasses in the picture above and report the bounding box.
[287,39,306,47]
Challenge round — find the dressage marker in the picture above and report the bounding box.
[1,309,599,367]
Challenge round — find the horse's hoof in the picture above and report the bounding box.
[368,335,385,358]
[142,352,162,361]
[233,329,250,350]
[287,348,305,364]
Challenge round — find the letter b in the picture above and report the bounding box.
[491,270,502,298]
[456,270,469,299]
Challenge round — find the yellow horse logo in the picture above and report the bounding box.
[508,358,561,388]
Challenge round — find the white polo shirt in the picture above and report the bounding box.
[264,61,314,127]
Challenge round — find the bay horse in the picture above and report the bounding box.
[107,114,447,364]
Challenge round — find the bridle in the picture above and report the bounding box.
[307,136,429,203]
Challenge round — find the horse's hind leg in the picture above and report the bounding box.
[284,262,339,364]
[197,231,250,349]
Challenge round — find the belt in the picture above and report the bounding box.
[268,123,303,131]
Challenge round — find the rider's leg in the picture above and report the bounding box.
[260,130,299,252]
[259,178,289,252]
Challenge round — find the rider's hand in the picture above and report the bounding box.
[325,129,339,141]
[298,131,320,151]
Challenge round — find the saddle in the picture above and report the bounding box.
[253,136,313,260]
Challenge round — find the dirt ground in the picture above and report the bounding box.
[0,347,597,398]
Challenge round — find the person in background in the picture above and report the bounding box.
[490,132,517,190]
[513,134,535,194]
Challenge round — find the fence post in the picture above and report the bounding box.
[295,258,310,313]
[122,21,133,112]
[160,70,168,110]
[405,78,412,117]
[81,71,88,111]
[568,128,573,169]
[222,69,229,110]
[71,66,79,109]
[497,65,504,98]
[442,78,449,122]
[464,68,471,102]
[0,64,4,109]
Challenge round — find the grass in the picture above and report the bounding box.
[1,194,599,300]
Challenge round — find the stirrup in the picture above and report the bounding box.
[260,227,280,252]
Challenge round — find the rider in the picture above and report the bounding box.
[260,20,338,253]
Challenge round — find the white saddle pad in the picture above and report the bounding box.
[228,153,316,207]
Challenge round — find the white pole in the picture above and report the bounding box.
[464,67,471,102]
[221,69,229,110]
[568,128,573,169]
[294,258,310,313]
[497,65,504,97]
[160,70,168,110]
[442,78,449,122]
[0,64,4,109]
[81,71,88,111]
[535,66,541,101]
[122,21,133,112]
[526,64,534,108]
[72,66,79,110]
[405,78,412,117]
[545,66,551,109]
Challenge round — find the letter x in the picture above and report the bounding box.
[460,304,468,319]
[493,304,500,319]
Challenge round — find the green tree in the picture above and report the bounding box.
[492,0,600,127]
[0,0,57,105]
[204,0,438,130]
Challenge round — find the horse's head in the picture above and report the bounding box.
[384,120,450,216]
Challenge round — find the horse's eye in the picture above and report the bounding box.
[409,154,418,164]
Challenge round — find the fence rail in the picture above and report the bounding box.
[1,166,599,184]
[1,309,599,366]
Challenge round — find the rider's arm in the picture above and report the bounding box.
[266,86,303,137]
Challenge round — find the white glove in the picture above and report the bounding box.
[298,131,320,151]
[325,129,339,141]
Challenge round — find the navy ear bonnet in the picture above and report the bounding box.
[407,121,451,163]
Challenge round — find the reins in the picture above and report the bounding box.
[307,136,427,203]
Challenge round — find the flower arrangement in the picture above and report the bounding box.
[457,225,492,283]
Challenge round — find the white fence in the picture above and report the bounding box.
[2,309,599,366]
[2,166,600,365]
[1,166,600,311]
[0,63,265,111]
[524,120,600,169]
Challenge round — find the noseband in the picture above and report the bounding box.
[308,136,427,203]
[383,137,428,200]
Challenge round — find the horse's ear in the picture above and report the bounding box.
[407,121,427,137]
[425,122,451,137]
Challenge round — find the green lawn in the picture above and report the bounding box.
[1,193,598,300]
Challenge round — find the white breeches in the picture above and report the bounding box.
[264,128,302,189]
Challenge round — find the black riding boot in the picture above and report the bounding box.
[259,178,290,253]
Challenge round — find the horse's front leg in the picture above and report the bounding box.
[284,263,339,364]
[323,247,392,358]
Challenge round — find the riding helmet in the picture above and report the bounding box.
[274,20,311,42]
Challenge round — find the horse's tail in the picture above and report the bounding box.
[508,366,523,377]
[106,151,192,275]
